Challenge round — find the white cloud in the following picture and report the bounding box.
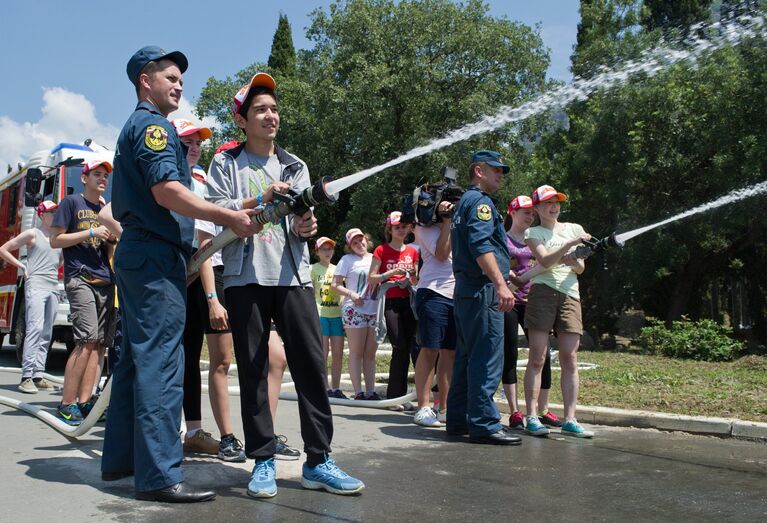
[0,87,120,173]
[172,96,218,131]
[0,90,218,174]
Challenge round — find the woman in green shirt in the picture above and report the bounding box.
[523,185,594,438]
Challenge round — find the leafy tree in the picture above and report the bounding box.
[546,1,767,344]
[268,13,297,76]
[198,0,551,243]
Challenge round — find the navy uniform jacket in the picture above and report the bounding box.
[450,185,511,295]
[112,101,194,254]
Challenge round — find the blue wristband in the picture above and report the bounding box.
[206,293,217,300]
[256,193,263,205]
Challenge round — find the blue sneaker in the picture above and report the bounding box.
[525,416,550,437]
[301,456,365,495]
[561,418,595,438]
[57,403,83,426]
[247,458,277,498]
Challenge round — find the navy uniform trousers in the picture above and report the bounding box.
[101,234,187,492]
[447,283,504,437]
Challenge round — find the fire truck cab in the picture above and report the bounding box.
[0,141,113,361]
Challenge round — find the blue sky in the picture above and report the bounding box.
[0,1,580,169]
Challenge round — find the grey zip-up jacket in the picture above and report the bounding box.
[205,143,312,288]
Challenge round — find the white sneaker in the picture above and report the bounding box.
[414,407,443,427]
[437,410,447,423]
[18,378,38,394]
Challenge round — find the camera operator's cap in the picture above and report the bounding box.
[532,185,567,204]
[508,195,534,212]
[232,72,277,115]
[345,228,364,245]
[171,119,212,141]
[215,140,241,154]
[36,200,58,216]
[315,236,336,252]
[82,160,113,175]
[472,149,510,174]
[127,45,188,87]
[386,211,403,226]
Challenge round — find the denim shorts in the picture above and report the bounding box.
[320,316,344,337]
[415,288,456,350]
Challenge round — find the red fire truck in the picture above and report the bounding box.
[0,141,113,362]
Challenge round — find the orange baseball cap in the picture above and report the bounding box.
[315,236,337,251]
[82,160,112,175]
[232,72,276,115]
[532,185,567,204]
[171,118,212,140]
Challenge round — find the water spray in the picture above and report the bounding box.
[568,179,767,263]
[188,5,767,275]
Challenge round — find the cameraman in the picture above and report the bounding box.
[411,200,456,427]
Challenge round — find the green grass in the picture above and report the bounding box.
[546,351,767,422]
[202,340,767,422]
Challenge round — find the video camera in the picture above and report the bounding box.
[402,167,464,226]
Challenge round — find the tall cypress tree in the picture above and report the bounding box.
[268,13,296,76]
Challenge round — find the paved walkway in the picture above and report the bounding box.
[0,349,765,522]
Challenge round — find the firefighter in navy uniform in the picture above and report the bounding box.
[101,46,259,503]
[447,150,522,445]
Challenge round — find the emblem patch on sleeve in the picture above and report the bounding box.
[145,125,169,151]
[477,203,492,221]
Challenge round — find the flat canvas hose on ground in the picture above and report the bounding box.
[0,354,596,434]
[0,367,111,438]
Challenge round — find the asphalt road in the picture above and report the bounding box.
[0,348,765,522]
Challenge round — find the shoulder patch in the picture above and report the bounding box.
[144,125,168,151]
[476,203,492,221]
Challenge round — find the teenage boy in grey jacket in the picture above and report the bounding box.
[205,72,364,498]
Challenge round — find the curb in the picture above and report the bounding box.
[496,401,767,441]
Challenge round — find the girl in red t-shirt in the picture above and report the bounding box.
[369,211,419,402]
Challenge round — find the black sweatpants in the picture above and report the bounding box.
[384,296,419,399]
[226,284,333,460]
[182,277,205,421]
[503,304,551,388]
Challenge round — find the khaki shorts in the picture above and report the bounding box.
[524,284,582,334]
[65,277,114,345]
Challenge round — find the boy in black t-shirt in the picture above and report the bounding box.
[51,159,116,425]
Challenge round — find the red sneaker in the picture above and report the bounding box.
[540,410,564,428]
[508,411,525,430]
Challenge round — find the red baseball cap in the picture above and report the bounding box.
[36,200,58,216]
[82,160,112,175]
[171,118,212,140]
[232,72,276,116]
[508,195,534,212]
[532,185,567,204]
[386,211,403,225]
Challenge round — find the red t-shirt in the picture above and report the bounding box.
[373,244,419,298]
